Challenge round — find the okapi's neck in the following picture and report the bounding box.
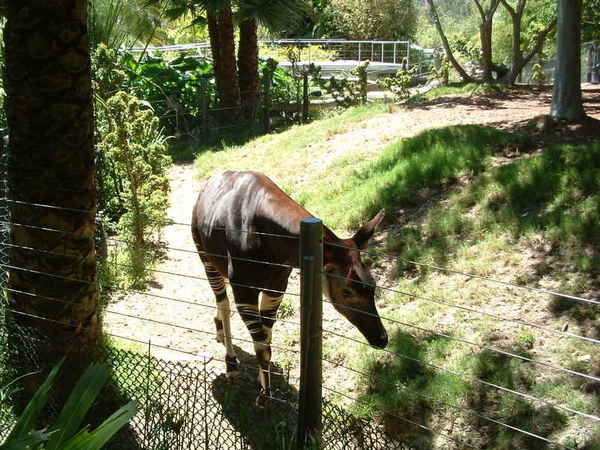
[323,226,350,266]
[277,221,346,269]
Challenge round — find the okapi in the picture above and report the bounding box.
[191,170,388,403]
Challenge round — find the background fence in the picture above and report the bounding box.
[131,39,432,68]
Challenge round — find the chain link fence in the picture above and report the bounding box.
[0,323,402,449]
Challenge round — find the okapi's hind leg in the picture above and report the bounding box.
[232,285,272,406]
[200,256,239,377]
[259,292,283,345]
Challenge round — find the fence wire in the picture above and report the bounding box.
[2,202,599,449]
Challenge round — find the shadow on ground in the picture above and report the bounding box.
[211,346,299,450]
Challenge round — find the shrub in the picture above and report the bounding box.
[377,63,418,102]
[310,60,370,107]
[97,92,171,286]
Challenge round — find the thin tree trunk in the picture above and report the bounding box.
[207,11,223,105]
[238,18,259,119]
[500,0,556,85]
[473,0,500,82]
[425,0,473,82]
[551,0,586,120]
[4,0,101,405]
[512,19,556,83]
[216,4,240,111]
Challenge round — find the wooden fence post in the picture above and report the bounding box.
[302,72,310,123]
[297,218,323,449]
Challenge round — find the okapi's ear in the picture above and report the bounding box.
[352,209,385,249]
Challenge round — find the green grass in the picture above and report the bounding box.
[192,110,600,449]
[297,124,525,229]
[193,102,390,188]
[391,141,600,296]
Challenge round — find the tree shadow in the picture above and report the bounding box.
[468,348,568,450]
[354,329,464,449]
[345,124,530,271]
[211,346,299,450]
[405,93,504,111]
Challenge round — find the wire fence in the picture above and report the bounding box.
[1,192,599,448]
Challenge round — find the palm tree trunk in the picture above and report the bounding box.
[4,0,101,403]
[238,18,259,119]
[215,3,241,111]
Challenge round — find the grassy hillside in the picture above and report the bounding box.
[194,107,600,449]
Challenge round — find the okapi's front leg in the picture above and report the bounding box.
[233,285,272,406]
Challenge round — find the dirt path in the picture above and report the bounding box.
[104,85,600,381]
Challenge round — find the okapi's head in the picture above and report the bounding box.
[323,210,388,349]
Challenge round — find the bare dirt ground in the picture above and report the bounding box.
[104,85,600,393]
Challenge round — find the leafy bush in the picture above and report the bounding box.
[530,63,546,88]
[429,53,450,85]
[377,63,418,102]
[310,61,369,107]
[97,92,171,286]
[0,360,137,450]
[123,52,214,137]
[259,43,339,63]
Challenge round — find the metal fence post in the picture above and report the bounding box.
[297,218,323,449]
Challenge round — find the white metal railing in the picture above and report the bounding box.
[130,39,435,66]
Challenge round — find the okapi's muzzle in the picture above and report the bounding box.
[369,328,388,349]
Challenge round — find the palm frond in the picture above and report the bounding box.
[235,0,308,32]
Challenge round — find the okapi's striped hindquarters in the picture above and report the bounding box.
[192,170,387,405]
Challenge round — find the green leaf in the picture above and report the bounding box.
[60,401,138,450]
[6,359,64,441]
[0,429,54,450]
[45,363,111,450]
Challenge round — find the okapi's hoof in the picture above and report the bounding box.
[225,355,239,379]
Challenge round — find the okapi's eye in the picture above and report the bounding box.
[342,288,353,299]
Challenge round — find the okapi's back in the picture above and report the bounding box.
[192,171,313,274]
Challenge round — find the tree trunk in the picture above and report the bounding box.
[207,11,223,106]
[480,19,494,82]
[473,0,500,82]
[499,0,556,85]
[4,0,100,404]
[551,0,586,120]
[238,18,259,119]
[425,0,473,82]
[500,0,524,84]
[216,4,240,111]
